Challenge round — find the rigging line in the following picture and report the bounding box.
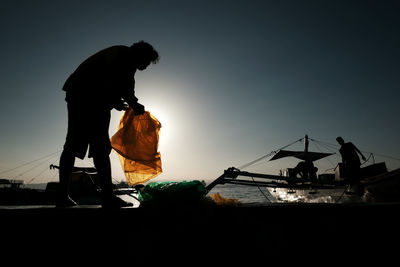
[26,155,61,184]
[82,156,121,184]
[335,184,352,204]
[360,153,374,166]
[26,158,58,185]
[246,159,273,169]
[313,141,336,173]
[368,152,400,162]
[238,152,275,170]
[86,173,102,191]
[0,150,62,175]
[12,152,61,179]
[309,137,338,146]
[335,188,346,203]
[48,156,61,178]
[313,138,400,161]
[310,141,337,168]
[238,137,304,170]
[26,167,48,184]
[311,139,340,152]
[250,176,271,202]
[48,168,59,182]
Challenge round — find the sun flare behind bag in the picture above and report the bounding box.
[111,109,162,185]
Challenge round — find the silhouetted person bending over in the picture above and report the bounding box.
[57,41,160,208]
[336,136,366,183]
[293,159,318,180]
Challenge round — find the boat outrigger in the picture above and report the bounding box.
[206,135,400,203]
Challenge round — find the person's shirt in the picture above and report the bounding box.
[62,45,138,109]
[339,142,361,165]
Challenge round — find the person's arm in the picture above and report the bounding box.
[113,99,129,111]
[126,97,145,115]
[120,77,145,115]
[353,143,366,161]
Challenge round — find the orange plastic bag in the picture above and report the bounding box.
[111,109,162,186]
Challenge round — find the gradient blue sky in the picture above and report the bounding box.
[1,0,399,184]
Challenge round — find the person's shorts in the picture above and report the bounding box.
[63,102,111,159]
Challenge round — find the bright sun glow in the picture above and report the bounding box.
[147,107,172,148]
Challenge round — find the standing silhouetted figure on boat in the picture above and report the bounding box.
[336,136,366,183]
[57,41,160,208]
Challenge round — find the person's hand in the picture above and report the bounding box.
[133,102,145,115]
[114,101,129,111]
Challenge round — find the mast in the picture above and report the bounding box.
[304,134,309,154]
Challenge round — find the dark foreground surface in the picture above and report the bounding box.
[1,202,399,264]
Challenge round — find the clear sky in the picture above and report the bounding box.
[1,0,399,185]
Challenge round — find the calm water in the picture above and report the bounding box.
[207,183,274,205]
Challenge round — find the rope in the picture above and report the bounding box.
[335,187,347,203]
[309,138,339,151]
[312,138,400,162]
[360,153,374,166]
[310,140,337,169]
[250,176,271,202]
[368,152,400,162]
[238,137,303,170]
[238,152,276,170]
[25,155,61,184]
[0,150,62,176]
[12,152,61,180]
[82,157,122,184]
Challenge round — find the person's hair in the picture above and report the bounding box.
[131,40,160,64]
[336,136,344,143]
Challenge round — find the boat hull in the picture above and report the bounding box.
[269,187,362,203]
[269,168,400,203]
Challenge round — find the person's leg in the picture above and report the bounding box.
[57,102,86,207]
[56,149,77,207]
[93,152,113,203]
[91,109,132,208]
[59,150,75,194]
[93,152,132,208]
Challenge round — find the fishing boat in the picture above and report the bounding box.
[206,135,400,203]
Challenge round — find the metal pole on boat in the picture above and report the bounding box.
[304,134,309,154]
